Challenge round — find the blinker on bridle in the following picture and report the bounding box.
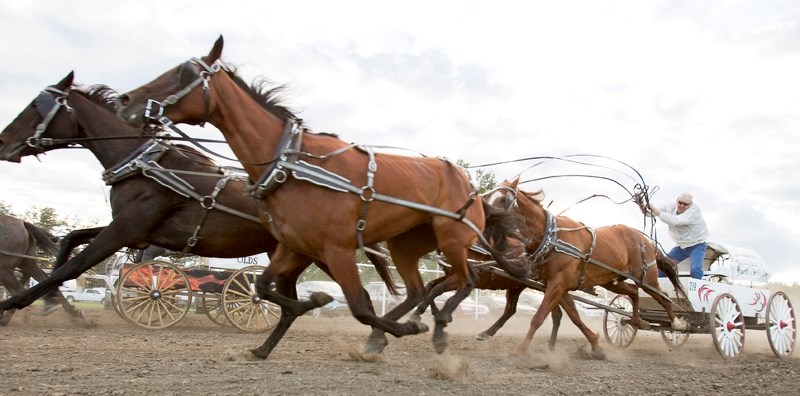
[27,86,73,149]
[144,57,221,128]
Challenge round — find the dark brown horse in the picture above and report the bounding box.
[117,36,524,358]
[0,213,81,324]
[0,73,396,328]
[483,177,687,355]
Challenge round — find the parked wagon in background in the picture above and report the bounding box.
[112,252,279,333]
[603,242,796,359]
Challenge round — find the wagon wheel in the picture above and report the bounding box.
[710,293,745,359]
[117,260,193,329]
[200,292,229,326]
[603,294,637,348]
[660,330,690,347]
[109,290,132,324]
[766,291,796,358]
[221,265,280,333]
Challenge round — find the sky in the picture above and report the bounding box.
[1,0,799,284]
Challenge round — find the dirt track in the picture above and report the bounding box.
[1,306,798,396]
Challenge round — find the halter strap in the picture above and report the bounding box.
[27,86,75,149]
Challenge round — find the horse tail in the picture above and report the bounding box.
[655,248,687,300]
[23,221,59,257]
[364,244,400,295]
[481,200,530,278]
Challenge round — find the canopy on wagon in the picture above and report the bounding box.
[676,241,769,286]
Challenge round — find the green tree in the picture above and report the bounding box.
[0,200,13,216]
[456,159,497,194]
[23,206,68,232]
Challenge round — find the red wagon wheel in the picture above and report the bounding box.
[710,293,745,359]
[766,291,796,358]
[117,260,193,329]
[603,294,637,348]
[221,265,280,333]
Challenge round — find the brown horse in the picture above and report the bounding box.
[0,73,395,328]
[483,177,687,355]
[0,213,81,324]
[117,35,524,358]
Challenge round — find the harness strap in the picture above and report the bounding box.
[355,146,377,252]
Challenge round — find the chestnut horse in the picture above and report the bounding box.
[117,36,524,358]
[483,177,687,355]
[0,213,81,324]
[0,73,395,328]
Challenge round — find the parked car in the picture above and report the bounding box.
[296,281,350,318]
[364,282,406,315]
[477,295,537,316]
[433,292,490,317]
[59,287,107,303]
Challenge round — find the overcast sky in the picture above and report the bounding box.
[1,1,799,284]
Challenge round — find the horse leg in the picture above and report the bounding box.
[18,259,84,318]
[477,286,525,340]
[363,238,431,354]
[559,294,604,360]
[642,269,688,331]
[410,276,446,321]
[0,258,25,325]
[43,227,104,309]
[430,242,478,354]
[513,281,567,356]
[250,248,315,359]
[547,304,562,351]
[603,282,650,330]
[0,216,159,319]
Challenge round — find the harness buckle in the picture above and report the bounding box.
[145,99,164,120]
[201,196,216,210]
[356,219,367,231]
[360,186,375,202]
[26,136,40,148]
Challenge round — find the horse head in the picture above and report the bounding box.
[117,35,225,128]
[0,72,78,162]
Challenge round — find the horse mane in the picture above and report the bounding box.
[520,188,546,207]
[217,61,299,123]
[81,84,120,114]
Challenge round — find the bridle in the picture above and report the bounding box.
[144,57,222,128]
[27,86,76,150]
[483,185,518,214]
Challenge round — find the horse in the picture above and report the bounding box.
[482,177,687,355]
[0,72,397,329]
[0,213,81,324]
[117,35,525,358]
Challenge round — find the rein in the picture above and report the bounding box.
[0,247,50,262]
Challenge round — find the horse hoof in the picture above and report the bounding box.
[637,321,651,330]
[476,332,491,341]
[408,313,422,323]
[433,333,448,354]
[672,318,689,331]
[363,334,389,355]
[412,321,429,334]
[309,292,334,306]
[249,348,269,360]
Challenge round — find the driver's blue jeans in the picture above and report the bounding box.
[667,242,707,279]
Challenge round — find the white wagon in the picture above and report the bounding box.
[602,242,796,359]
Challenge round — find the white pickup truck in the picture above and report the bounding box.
[59,287,108,303]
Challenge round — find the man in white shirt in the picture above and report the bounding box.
[649,192,710,279]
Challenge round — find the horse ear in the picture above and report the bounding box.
[209,35,224,61]
[56,71,74,90]
[509,176,520,188]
